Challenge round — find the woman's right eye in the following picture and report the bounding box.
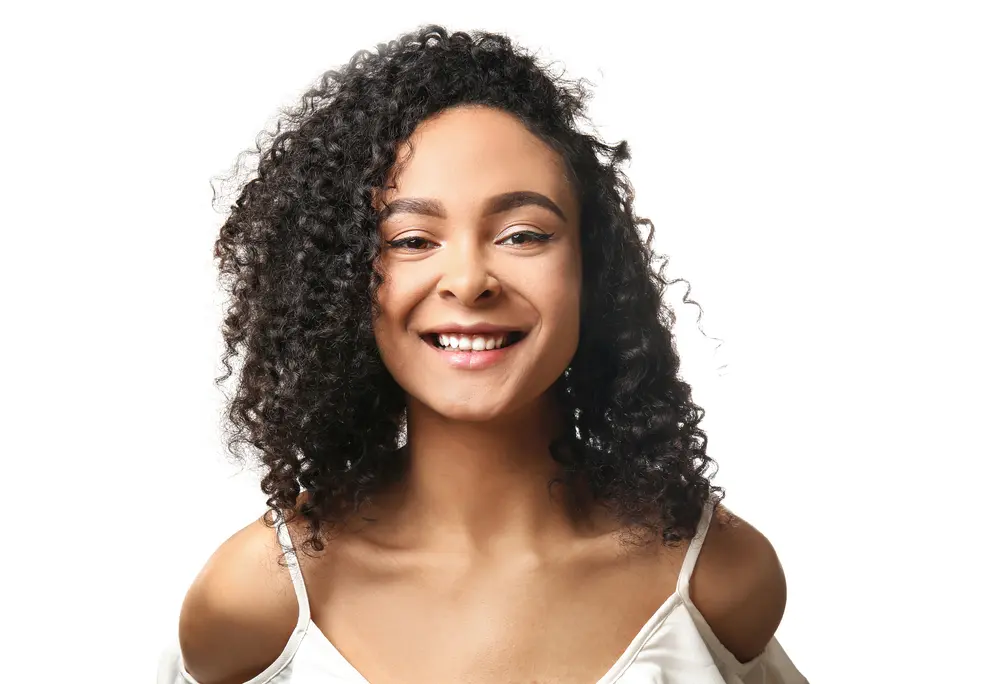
[386,236,432,251]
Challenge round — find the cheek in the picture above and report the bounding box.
[527,255,582,349]
[372,273,405,351]
[372,287,414,383]
[372,265,429,353]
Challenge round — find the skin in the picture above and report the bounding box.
[178,104,788,684]
[368,104,592,554]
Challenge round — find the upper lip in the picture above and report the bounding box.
[420,322,526,335]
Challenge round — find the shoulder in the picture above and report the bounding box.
[177,508,301,684]
[686,505,788,663]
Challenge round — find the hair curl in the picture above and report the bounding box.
[212,25,723,560]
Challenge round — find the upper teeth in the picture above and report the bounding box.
[437,334,508,350]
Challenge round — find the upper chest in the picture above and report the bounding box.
[298,536,689,684]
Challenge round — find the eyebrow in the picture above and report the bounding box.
[376,190,567,224]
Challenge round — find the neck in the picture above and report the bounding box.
[383,391,585,556]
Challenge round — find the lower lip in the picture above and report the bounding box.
[424,338,521,370]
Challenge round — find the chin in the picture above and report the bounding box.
[427,396,516,423]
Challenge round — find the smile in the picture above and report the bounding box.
[425,331,525,351]
[419,330,528,370]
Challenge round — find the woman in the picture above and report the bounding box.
[161,25,806,684]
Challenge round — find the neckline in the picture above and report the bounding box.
[275,499,719,683]
[304,590,685,684]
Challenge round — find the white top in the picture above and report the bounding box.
[158,499,807,684]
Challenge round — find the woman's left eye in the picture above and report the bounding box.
[497,230,555,246]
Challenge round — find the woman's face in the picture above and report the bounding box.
[373,105,582,423]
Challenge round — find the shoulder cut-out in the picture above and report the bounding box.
[687,507,787,663]
[177,514,299,684]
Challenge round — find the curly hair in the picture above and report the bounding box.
[212,24,723,561]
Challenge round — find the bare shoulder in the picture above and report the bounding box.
[687,505,788,663]
[177,508,301,684]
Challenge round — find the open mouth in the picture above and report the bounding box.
[421,331,527,351]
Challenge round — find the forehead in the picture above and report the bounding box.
[378,105,576,216]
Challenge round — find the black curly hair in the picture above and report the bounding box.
[212,24,724,560]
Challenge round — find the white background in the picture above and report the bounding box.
[2,2,997,682]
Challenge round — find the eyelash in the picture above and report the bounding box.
[385,230,555,251]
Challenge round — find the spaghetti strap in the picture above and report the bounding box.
[271,508,313,628]
[675,497,717,599]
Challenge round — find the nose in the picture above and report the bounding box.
[436,238,501,305]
